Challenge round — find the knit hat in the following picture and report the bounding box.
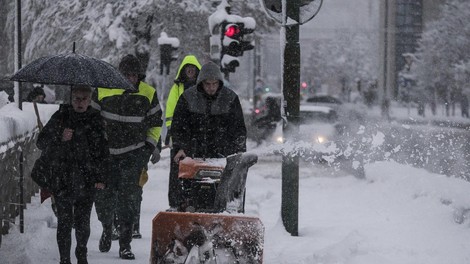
[119,54,146,80]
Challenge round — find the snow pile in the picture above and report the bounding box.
[255,161,470,264]
[2,144,470,263]
[0,91,10,108]
[0,102,58,152]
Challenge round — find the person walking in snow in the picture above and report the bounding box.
[91,54,162,260]
[163,54,201,210]
[171,61,247,189]
[34,85,109,264]
[461,94,469,118]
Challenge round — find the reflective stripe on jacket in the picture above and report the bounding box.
[92,81,162,155]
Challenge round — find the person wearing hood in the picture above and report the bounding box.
[91,54,162,260]
[34,85,109,264]
[171,61,247,201]
[164,55,201,210]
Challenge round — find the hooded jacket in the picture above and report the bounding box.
[171,62,247,158]
[164,55,201,144]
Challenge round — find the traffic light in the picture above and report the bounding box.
[264,0,317,13]
[220,21,255,73]
[220,23,240,73]
[158,32,179,75]
[159,44,178,75]
[261,0,323,25]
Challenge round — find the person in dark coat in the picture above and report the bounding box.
[91,54,162,260]
[461,94,469,118]
[36,85,109,264]
[171,62,247,207]
[164,55,201,210]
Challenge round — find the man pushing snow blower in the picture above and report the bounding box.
[169,61,249,211]
[150,62,264,263]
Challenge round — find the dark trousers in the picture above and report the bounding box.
[95,147,148,249]
[134,200,141,231]
[55,193,94,261]
[168,148,180,208]
[112,191,142,233]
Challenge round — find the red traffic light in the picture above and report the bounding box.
[225,25,240,38]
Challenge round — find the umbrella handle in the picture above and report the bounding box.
[33,102,44,131]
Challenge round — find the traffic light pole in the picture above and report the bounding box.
[281,0,300,236]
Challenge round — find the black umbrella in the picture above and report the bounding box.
[10,52,134,90]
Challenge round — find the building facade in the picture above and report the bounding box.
[378,0,442,113]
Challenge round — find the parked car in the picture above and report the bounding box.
[304,95,343,105]
[270,104,338,145]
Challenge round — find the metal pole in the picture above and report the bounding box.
[253,35,260,107]
[281,0,300,236]
[380,0,396,120]
[382,0,389,119]
[16,0,24,234]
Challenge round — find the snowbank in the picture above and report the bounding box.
[0,102,58,153]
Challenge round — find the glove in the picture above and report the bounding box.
[150,148,161,164]
[138,168,149,187]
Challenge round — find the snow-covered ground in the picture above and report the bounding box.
[2,146,470,264]
[2,99,470,263]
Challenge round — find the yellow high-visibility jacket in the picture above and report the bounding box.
[91,81,162,155]
[164,55,201,144]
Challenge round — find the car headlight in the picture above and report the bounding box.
[316,135,327,143]
[276,136,284,143]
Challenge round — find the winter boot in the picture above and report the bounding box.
[119,248,136,260]
[119,223,135,259]
[99,223,112,252]
[132,219,142,239]
[132,229,142,239]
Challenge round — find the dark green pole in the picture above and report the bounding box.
[16,0,24,234]
[281,0,300,236]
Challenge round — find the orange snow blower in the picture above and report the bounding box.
[150,153,264,264]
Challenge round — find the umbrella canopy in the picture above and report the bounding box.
[10,52,134,90]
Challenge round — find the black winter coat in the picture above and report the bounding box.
[34,104,109,197]
[171,85,247,159]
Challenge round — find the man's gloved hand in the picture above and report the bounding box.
[173,149,186,163]
[150,148,161,164]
